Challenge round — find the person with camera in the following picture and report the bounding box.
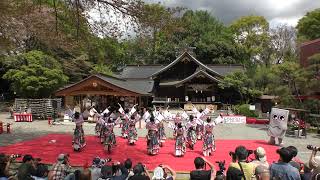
[226,146,255,180]
[32,164,49,180]
[0,153,17,180]
[269,147,300,180]
[308,145,320,179]
[17,154,38,180]
[49,154,74,180]
[152,164,176,180]
[128,163,151,180]
[190,157,216,180]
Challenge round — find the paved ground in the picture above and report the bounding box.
[0,112,319,179]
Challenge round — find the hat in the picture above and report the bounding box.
[57,154,66,162]
[255,147,267,162]
[152,167,164,180]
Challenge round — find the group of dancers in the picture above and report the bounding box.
[72,104,223,157]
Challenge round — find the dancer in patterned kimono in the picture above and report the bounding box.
[173,113,182,138]
[72,112,86,151]
[146,116,160,155]
[103,117,120,153]
[175,122,186,157]
[127,115,139,145]
[186,115,198,150]
[202,117,216,156]
[99,112,110,143]
[118,103,138,139]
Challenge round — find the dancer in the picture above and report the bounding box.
[103,117,119,153]
[173,113,182,138]
[95,107,109,137]
[72,112,86,151]
[99,112,110,143]
[186,115,197,150]
[118,103,138,138]
[202,117,216,156]
[146,115,160,155]
[127,115,139,145]
[175,122,186,157]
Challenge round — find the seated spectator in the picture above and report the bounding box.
[287,146,302,171]
[32,164,49,180]
[190,157,215,180]
[270,147,300,180]
[226,146,255,180]
[128,163,151,180]
[99,166,113,180]
[152,165,176,180]
[49,154,74,180]
[254,165,269,180]
[91,157,102,180]
[251,147,269,168]
[112,161,130,180]
[17,154,37,180]
[74,170,82,180]
[0,153,13,180]
[124,159,133,179]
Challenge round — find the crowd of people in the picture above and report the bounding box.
[1,144,320,180]
[82,104,221,157]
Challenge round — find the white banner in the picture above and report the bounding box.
[223,116,246,124]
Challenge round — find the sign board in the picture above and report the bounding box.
[223,116,246,124]
[249,105,255,111]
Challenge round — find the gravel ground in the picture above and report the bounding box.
[0,112,319,179]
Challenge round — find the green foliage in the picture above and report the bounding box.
[297,9,320,41]
[90,64,113,76]
[267,62,308,107]
[218,71,262,102]
[2,51,68,98]
[230,16,270,66]
[305,53,320,93]
[234,104,258,117]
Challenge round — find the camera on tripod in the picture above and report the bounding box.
[307,145,320,151]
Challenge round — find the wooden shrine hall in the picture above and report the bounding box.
[55,51,243,111]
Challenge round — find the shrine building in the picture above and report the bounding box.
[55,51,243,111]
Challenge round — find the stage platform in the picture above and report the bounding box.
[0,134,280,172]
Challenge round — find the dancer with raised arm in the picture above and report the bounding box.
[103,116,120,153]
[72,112,86,151]
[127,114,140,145]
[146,115,160,155]
[186,115,197,150]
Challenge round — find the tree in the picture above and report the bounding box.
[218,71,262,103]
[230,16,270,66]
[267,62,308,106]
[297,8,320,41]
[90,64,113,76]
[269,24,297,64]
[2,50,68,98]
[305,53,320,93]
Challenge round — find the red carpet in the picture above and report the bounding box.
[0,134,280,172]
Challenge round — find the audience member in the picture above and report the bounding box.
[91,157,102,180]
[99,166,113,180]
[287,146,302,171]
[251,147,269,168]
[190,157,215,180]
[0,153,13,180]
[128,163,150,180]
[17,154,37,180]
[254,165,269,180]
[152,165,176,180]
[301,163,312,180]
[49,154,74,180]
[32,164,49,180]
[124,159,133,179]
[270,147,301,180]
[82,162,91,180]
[226,146,255,180]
